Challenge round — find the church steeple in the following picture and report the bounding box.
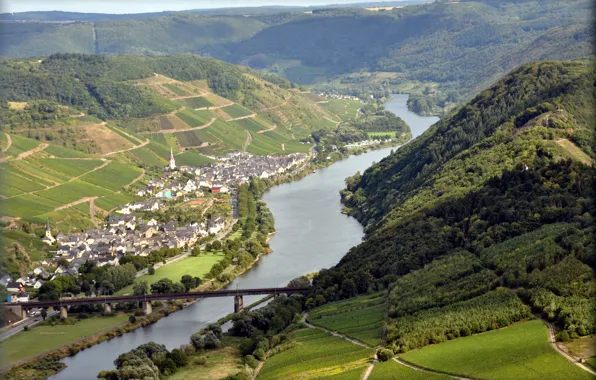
[169,147,176,170]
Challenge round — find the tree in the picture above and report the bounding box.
[151,278,173,294]
[148,266,155,275]
[133,281,149,296]
[100,280,115,295]
[180,275,197,291]
[190,245,201,257]
[41,309,47,320]
[341,278,357,298]
[172,282,186,293]
[377,348,393,362]
[203,331,221,349]
[287,276,310,288]
[168,348,188,367]
[190,332,205,350]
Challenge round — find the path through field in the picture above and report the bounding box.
[242,131,252,153]
[90,197,98,228]
[139,118,216,134]
[3,160,110,199]
[541,318,596,376]
[302,313,467,380]
[15,143,48,160]
[257,124,277,134]
[102,138,150,156]
[261,94,293,112]
[227,114,256,122]
[1,132,11,152]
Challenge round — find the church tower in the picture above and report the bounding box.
[43,218,55,244]
[169,147,176,170]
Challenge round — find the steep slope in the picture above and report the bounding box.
[312,61,595,350]
[0,54,358,157]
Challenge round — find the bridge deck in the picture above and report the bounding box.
[1,287,309,309]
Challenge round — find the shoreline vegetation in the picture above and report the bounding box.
[1,136,407,380]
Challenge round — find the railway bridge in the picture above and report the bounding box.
[1,287,309,319]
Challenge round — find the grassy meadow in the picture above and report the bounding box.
[0,315,128,367]
[400,320,593,380]
[308,293,386,346]
[257,328,373,380]
[369,360,452,380]
[116,253,225,295]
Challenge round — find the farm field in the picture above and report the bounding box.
[369,360,452,380]
[128,146,167,167]
[5,134,40,157]
[0,315,128,367]
[116,253,225,295]
[0,194,61,218]
[94,193,139,211]
[257,328,374,380]
[400,320,593,380]
[162,83,191,96]
[174,151,215,167]
[44,144,91,158]
[85,123,134,154]
[167,346,243,380]
[318,99,362,122]
[36,180,112,204]
[0,168,46,197]
[29,206,95,233]
[159,115,175,130]
[308,293,386,346]
[176,109,213,128]
[182,96,214,109]
[30,158,104,177]
[368,131,397,138]
[78,161,142,191]
[221,104,253,119]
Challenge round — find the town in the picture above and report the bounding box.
[2,150,309,304]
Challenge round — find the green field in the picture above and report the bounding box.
[5,134,40,157]
[79,161,142,191]
[182,96,214,109]
[258,328,373,380]
[309,294,386,346]
[37,180,112,204]
[400,320,593,380]
[29,206,95,233]
[167,346,244,380]
[176,109,212,128]
[369,360,452,380]
[162,83,191,96]
[174,151,215,167]
[221,104,253,119]
[33,158,104,177]
[0,168,46,197]
[129,146,167,167]
[319,99,362,122]
[45,145,91,158]
[116,253,224,295]
[0,315,128,367]
[368,131,397,138]
[0,194,61,218]
[94,193,139,211]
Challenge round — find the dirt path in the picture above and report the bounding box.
[302,314,466,380]
[3,160,110,199]
[281,143,285,151]
[102,138,150,156]
[90,197,98,228]
[123,168,145,189]
[541,318,596,376]
[1,132,12,152]
[195,102,235,111]
[257,124,277,134]
[52,196,97,212]
[15,143,48,160]
[227,113,256,122]
[242,131,252,153]
[261,94,293,112]
[139,118,216,135]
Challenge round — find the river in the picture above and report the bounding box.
[50,95,438,379]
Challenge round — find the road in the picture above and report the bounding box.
[0,310,59,342]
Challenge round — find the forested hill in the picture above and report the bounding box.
[311,61,595,351]
[1,0,592,105]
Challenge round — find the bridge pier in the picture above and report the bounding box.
[234,295,244,313]
[60,306,68,319]
[104,303,112,315]
[143,301,152,315]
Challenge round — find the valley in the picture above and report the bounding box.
[0,1,595,380]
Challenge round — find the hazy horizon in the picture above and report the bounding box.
[2,0,415,14]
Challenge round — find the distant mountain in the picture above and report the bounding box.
[311,60,595,349]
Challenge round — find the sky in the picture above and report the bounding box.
[2,0,409,14]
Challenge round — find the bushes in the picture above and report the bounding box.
[244,355,259,369]
[377,348,393,362]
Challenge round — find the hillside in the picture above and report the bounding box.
[311,61,595,352]
[1,0,592,112]
[0,53,370,158]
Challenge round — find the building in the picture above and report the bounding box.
[169,147,176,170]
[41,219,55,245]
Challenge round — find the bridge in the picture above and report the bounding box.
[1,287,310,319]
